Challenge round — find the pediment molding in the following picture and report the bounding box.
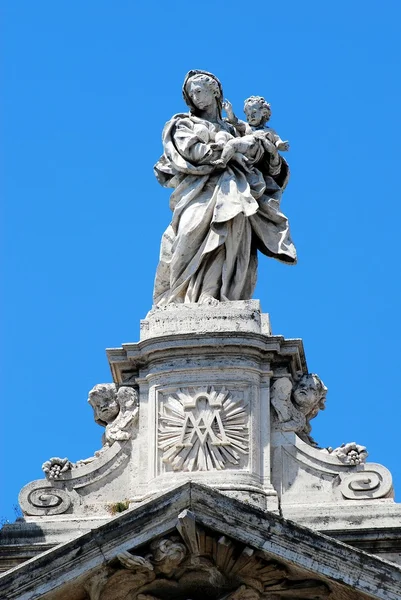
[1,484,400,600]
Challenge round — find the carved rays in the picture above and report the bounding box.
[158,386,249,471]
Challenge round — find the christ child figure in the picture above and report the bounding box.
[211,95,289,170]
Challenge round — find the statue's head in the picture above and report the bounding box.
[244,95,271,127]
[183,70,223,117]
[292,373,327,418]
[88,383,119,426]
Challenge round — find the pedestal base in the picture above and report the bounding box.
[9,301,401,564]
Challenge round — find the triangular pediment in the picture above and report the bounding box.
[1,483,400,600]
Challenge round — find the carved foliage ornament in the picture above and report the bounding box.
[327,442,368,466]
[85,510,330,600]
[158,387,249,472]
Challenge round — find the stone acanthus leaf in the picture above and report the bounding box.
[41,384,139,479]
[84,510,330,600]
[158,386,249,472]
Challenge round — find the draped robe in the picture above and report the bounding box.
[153,113,296,305]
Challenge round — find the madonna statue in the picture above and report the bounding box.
[153,70,296,306]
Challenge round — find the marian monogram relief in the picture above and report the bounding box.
[158,386,249,472]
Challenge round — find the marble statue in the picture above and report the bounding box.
[153,70,296,306]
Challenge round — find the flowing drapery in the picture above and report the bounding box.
[153,114,296,305]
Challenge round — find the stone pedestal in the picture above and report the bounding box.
[106,300,301,511]
[6,300,401,568]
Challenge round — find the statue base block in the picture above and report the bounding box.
[140,300,271,340]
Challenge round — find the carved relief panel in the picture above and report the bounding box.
[157,386,250,473]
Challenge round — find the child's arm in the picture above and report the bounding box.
[275,137,290,151]
[267,127,290,151]
[223,100,248,136]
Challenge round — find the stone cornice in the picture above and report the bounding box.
[107,332,307,384]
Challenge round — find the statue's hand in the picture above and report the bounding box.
[231,154,251,173]
[210,142,225,151]
[277,140,290,151]
[118,551,154,572]
[223,99,235,120]
[252,130,267,139]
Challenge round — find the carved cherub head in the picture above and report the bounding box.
[183,70,223,117]
[88,383,120,426]
[293,374,327,420]
[244,96,271,127]
[150,538,187,576]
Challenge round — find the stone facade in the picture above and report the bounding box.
[1,484,401,600]
[1,301,401,593]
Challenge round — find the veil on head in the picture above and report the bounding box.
[182,69,224,118]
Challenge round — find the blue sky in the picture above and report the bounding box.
[1,1,401,521]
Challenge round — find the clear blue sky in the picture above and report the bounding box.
[1,1,401,522]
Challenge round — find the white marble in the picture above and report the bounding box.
[153,70,296,306]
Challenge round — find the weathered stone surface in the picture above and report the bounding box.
[271,430,393,509]
[140,300,271,340]
[2,301,400,593]
[1,484,401,600]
